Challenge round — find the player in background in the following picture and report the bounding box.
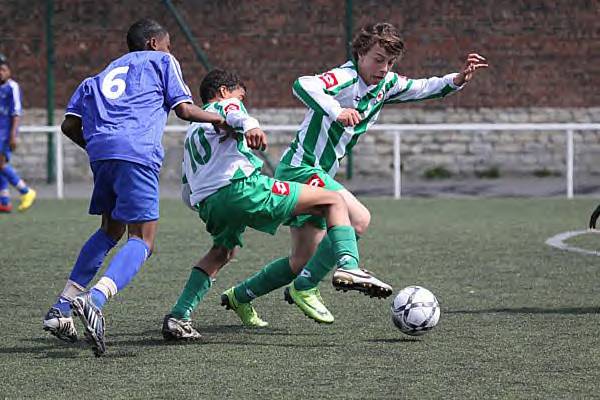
[0,54,36,213]
[228,22,488,324]
[162,69,366,340]
[42,19,229,356]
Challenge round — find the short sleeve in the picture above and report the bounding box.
[161,54,193,109]
[65,79,88,118]
[8,81,22,116]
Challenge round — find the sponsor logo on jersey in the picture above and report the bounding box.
[271,181,290,196]
[306,173,325,187]
[376,90,384,102]
[224,103,240,113]
[319,72,338,89]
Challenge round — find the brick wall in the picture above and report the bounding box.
[1,0,599,109]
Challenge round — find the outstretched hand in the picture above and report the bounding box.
[453,53,488,86]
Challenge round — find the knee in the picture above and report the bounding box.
[352,209,371,236]
[103,226,125,243]
[328,191,348,212]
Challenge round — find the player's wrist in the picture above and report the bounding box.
[451,72,465,87]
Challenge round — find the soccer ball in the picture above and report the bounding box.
[391,286,440,336]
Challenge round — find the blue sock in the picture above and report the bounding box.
[93,238,150,309]
[0,175,9,205]
[91,289,108,308]
[0,164,28,194]
[67,229,118,287]
[54,296,72,315]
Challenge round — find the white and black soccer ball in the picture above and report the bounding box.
[391,286,440,336]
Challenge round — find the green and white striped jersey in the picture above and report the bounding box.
[280,61,462,176]
[182,98,263,206]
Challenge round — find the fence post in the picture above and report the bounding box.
[566,129,574,199]
[55,129,63,199]
[394,131,401,199]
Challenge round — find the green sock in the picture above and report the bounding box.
[170,267,212,320]
[234,257,296,303]
[293,226,360,291]
[293,235,335,290]
[327,225,359,270]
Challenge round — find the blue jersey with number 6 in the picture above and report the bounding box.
[66,51,193,170]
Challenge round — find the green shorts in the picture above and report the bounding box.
[274,162,345,230]
[197,173,301,249]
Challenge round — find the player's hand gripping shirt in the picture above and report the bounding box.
[65,51,193,170]
[182,98,263,206]
[0,79,22,138]
[280,61,462,176]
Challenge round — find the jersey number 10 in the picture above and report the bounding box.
[185,127,212,173]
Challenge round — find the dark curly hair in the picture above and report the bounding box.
[200,69,246,104]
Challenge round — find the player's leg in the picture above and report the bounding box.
[0,153,36,212]
[0,153,12,212]
[329,189,392,295]
[285,185,392,323]
[0,174,11,212]
[282,185,360,323]
[43,214,124,342]
[43,161,126,343]
[225,171,330,315]
[71,160,159,356]
[163,245,236,341]
[293,187,390,297]
[72,219,155,356]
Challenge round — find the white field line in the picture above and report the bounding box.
[545,230,600,256]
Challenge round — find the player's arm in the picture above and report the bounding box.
[293,69,361,127]
[161,54,230,129]
[174,102,225,125]
[385,53,488,104]
[8,81,22,150]
[61,115,86,149]
[219,100,267,150]
[8,115,20,151]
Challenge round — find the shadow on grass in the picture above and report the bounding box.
[112,325,317,338]
[365,337,421,343]
[447,307,600,315]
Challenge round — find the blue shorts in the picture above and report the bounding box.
[89,160,160,223]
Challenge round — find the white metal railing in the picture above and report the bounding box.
[19,123,600,199]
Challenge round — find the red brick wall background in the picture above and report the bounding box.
[1,0,598,109]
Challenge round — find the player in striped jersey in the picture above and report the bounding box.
[229,22,488,324]
[162,69,369,340]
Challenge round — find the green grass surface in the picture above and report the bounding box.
[1,198,600,399]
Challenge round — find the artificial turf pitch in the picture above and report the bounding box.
[1,198,599,399]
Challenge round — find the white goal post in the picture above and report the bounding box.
[19,123,600,199]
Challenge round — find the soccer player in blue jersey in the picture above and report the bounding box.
[42,19,228,357]
[0,54,36,213]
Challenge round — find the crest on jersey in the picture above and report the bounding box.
[224,103,240,113]
[306,174,325,187]
[376,90,384,102]
[318,72,338,89]
[271,181,290,196]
